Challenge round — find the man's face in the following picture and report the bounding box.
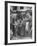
[26,12,31,19]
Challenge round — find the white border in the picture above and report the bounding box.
[8,3,35,43]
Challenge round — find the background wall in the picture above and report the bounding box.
[0,0,37,46]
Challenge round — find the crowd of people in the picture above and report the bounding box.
[10,6,32,40]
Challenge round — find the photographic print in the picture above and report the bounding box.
[5,1,36,45]
[10,6,32,40]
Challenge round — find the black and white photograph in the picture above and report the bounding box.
[10,6,32,40]
[5,1,36,45]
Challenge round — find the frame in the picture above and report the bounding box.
[5,1,36,45]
